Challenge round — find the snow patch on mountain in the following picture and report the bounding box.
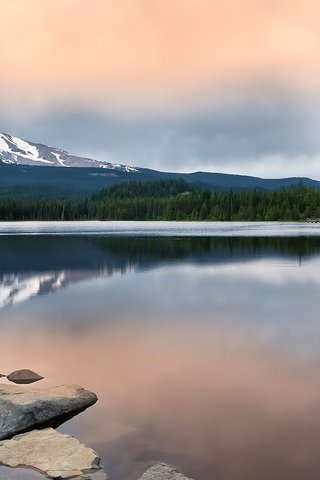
[0,132,139,172]
[52,151,67,167]
[11,135,39,158]
[0,135,9,152]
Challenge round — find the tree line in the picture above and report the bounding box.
[0,180,319,221]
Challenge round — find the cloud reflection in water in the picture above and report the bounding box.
[1,236,320,480]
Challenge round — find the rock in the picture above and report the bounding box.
[7,369,44,384]
[0,428,103,479]
[0,384,97,440]
[137,463,194,480]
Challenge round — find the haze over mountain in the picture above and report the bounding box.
[0,132,319,200]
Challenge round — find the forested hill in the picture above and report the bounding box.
[0,179,319,221]
[1,162,320,200]
[92,179,192,199]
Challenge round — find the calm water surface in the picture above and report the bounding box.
[1,222,320,480]
[0,220,320,236]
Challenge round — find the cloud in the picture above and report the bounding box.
[1,1,320,178]
[1,86,320,178]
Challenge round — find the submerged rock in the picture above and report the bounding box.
[0,428,103,479]
[0,384,97,440]
[6,369,44,384]
[137,463,194,480]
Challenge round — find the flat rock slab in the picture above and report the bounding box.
[0,384,97,440]
[0,428,103,479]
[137,464,194,480]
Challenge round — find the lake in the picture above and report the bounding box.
[1,222,320,480]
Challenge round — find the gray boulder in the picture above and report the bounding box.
[6,369,44,384]
[0,384,97,440]
[0,428,105,479]
[137,463,194,480]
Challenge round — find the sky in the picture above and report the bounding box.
[1,0,320,178]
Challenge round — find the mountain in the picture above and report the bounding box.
[0,132,138,172]
[0,132,320,199]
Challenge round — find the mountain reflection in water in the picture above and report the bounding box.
[1,235,320,480]
[0,236,319,309]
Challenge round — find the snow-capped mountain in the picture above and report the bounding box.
[0,132,138,172]
[2,132,320,199]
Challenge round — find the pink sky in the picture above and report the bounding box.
[1,0,320,177]
[1,0,319,104]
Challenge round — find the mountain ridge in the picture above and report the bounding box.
[0,132,319,199]
[0,132,138,172]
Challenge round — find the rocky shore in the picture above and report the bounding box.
[0,384,97,440]
[0,382,193,480]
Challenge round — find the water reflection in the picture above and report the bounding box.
[1,236,320,480]
[1,467,46,479]
[0,236,320,309]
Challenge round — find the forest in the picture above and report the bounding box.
[0,179,319,221]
